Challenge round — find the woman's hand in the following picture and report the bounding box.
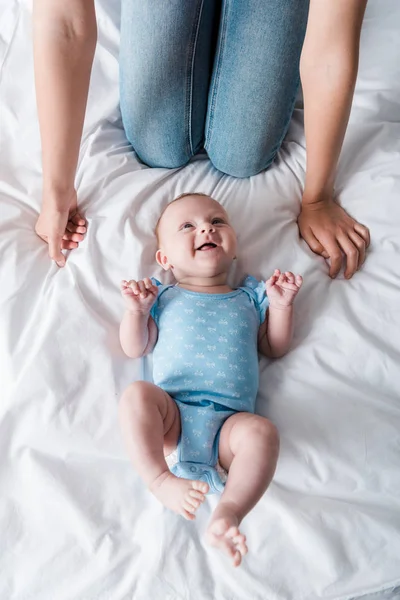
[35,189,87,267]
[298,198,370,279]
[299,0,368,279]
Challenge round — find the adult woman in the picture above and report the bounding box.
[34,0,370,278]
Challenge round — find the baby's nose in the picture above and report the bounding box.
[201,223,215,233]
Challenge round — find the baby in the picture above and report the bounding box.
[119,193,302,567]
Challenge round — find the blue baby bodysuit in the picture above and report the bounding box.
[150,276,269,493]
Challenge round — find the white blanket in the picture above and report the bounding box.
[1,1,400,598]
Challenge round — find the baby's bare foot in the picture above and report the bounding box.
[150,471,209,520]
[206,502,248,567]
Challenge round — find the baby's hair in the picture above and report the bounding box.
[155,192,212,243]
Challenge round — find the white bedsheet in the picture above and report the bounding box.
[1,1,400,599]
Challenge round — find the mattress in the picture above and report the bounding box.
[1,1,400,599]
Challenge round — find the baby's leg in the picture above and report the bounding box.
[206,413,279,566]
[119,381,209,520]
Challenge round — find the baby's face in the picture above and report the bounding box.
[156,195,237,279]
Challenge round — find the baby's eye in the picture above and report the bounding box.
[182,223,193,229]
[212,218,224,225]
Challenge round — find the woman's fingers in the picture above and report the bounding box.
[354,222,370,247]
[48,232,65,266]
[301,228,329,259]
[317,234,342,278]
[348,230,367,268]
[61,240,78,251]
[70,212,86,227]
[336,233,359,279]
[306,226,364,279]
[299,199,371,279]
[66,221,87,234]
[63,232,84,243]
[307,226,366,278]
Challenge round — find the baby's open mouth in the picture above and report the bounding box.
[196,243,217,251]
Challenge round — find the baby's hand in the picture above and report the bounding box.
[120,278,158,314]
[266,269,303,309]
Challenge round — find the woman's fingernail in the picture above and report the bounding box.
[57,261,65,268]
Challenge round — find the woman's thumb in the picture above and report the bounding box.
[49,234,65,267]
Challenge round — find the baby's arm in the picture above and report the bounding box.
[120,278,158,358]
[258,270,302,359]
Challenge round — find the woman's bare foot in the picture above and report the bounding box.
[206,502,248,567]
[150,471,209,520]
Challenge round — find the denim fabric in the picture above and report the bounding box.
[119,0,309,177]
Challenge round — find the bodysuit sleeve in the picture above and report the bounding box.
[240,275,269,325]
[150,277,166,326]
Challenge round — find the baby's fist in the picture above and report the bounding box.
[121,278,158,314]
[266,269,303,309]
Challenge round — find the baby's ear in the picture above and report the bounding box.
[156,249,171,271]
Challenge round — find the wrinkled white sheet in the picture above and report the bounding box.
[1,1,400,599]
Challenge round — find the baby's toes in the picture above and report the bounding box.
[182,501,198,517]
[192,480,209,495]
[181,508,196,521]
[185,494,201,511]
[188,489,206,502]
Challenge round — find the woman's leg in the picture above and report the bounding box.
[206,412,280,566]
[205,0,309,178]
[119,381,208,519]
[119,0,218,169]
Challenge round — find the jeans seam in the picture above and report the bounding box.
[204,0,229,152]
[186,0,204,157]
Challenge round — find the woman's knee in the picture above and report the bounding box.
[206,144,277,178]
[119,0,212,169]
[205,120,280,177]
[120,104,192,169]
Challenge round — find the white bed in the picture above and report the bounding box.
[1,1,400,599]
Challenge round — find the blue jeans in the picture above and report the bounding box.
[120,1,309,178]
